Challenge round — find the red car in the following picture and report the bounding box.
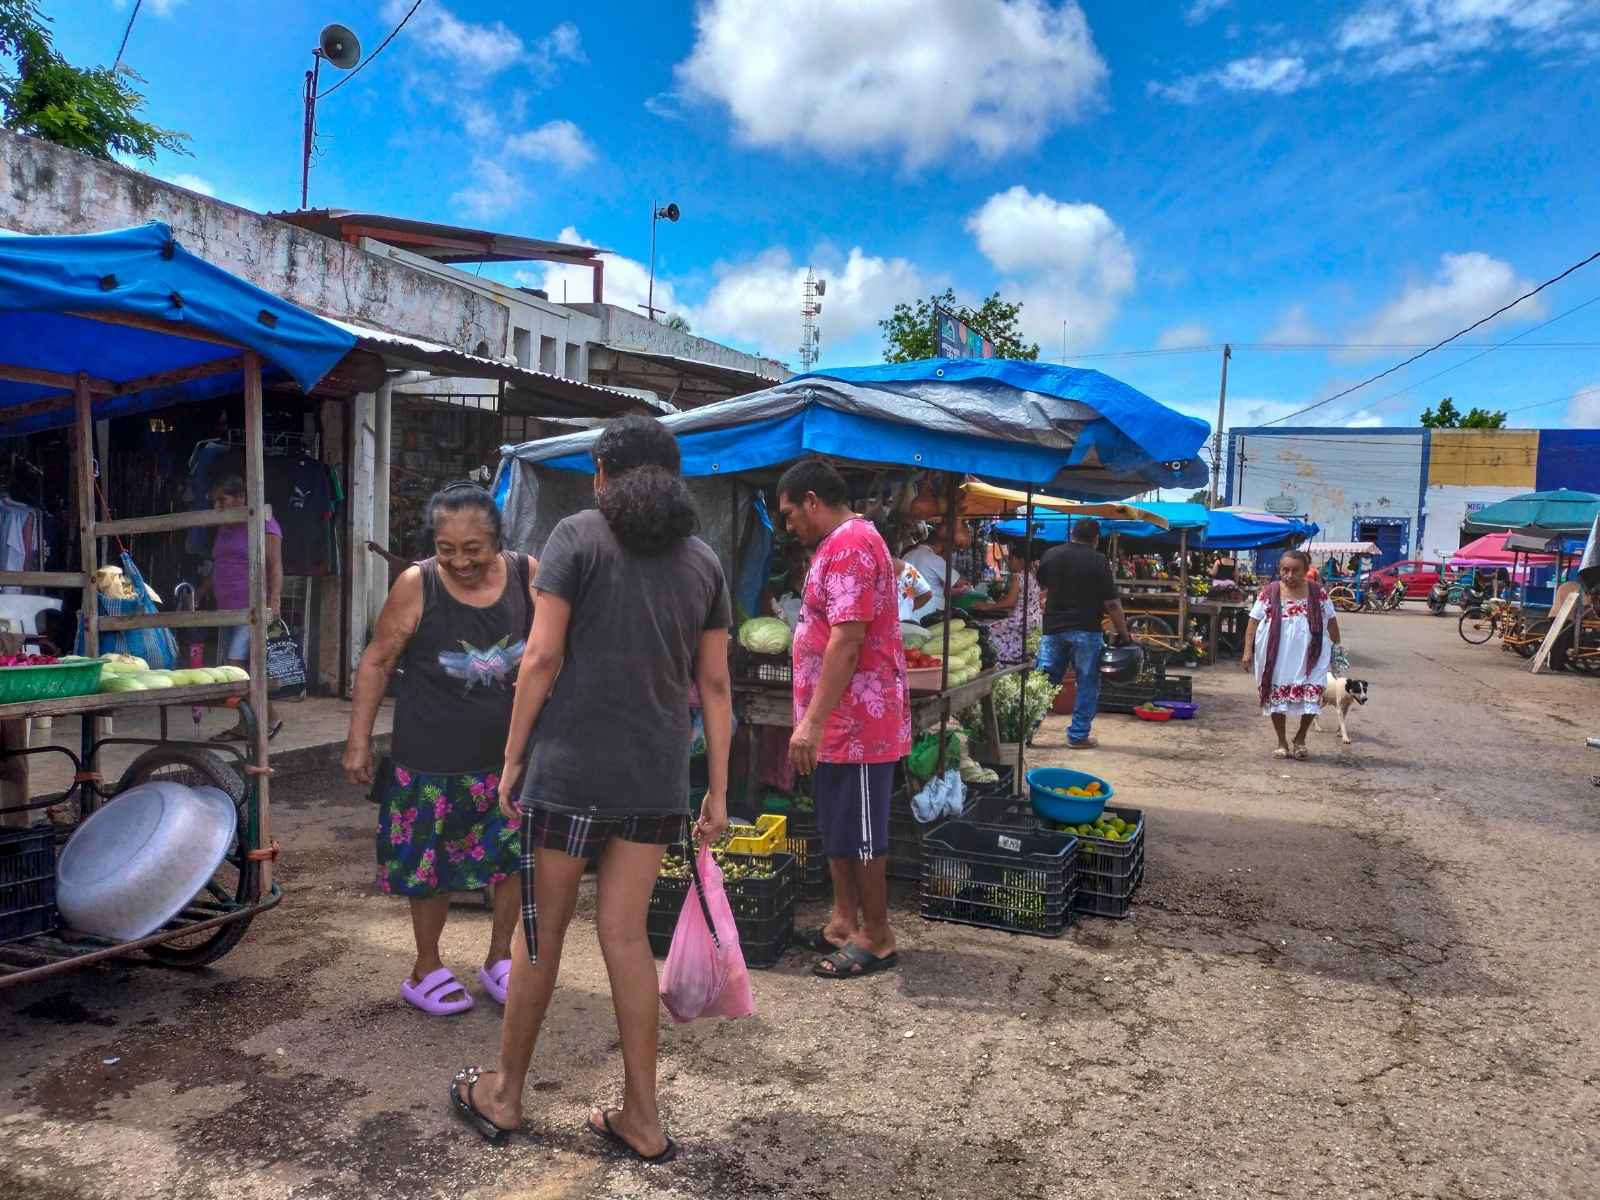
[1365,559,1444,599]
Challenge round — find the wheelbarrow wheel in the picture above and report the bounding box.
[113,745,256,968]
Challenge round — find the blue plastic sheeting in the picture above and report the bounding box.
[801,360,1209,469]
[0,223,355,430]
[996,506,1317,549]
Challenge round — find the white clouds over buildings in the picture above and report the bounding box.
[1342,251,1541,355]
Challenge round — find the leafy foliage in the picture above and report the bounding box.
[1419,397,1507,429]
[0,0,188,162]
[662,312,692,332]
[880,287,1040,363]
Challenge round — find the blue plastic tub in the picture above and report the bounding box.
[1155,701,1198,719]
[1026,767,1112,825]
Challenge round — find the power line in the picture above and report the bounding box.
[318,0,426,99]
[113,0,142,66]
[1067,341,1600,360]
[1262,248,1600,427]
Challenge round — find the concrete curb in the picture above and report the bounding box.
[269,732,391,779]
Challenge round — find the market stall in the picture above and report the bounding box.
[498,358,1209,806]
[0,224,355,984]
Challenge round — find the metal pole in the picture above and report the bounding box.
[1015,488,1034,791]
[647,202,657,322]
[1210,344,1231,507]
[300,56,321,210]
[935,473,959,777]
[243,353,273,891]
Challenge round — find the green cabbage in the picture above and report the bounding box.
[738,617,792,655]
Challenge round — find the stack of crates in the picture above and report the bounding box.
[918,820,1078,937]
[646,815,797,968]
[1071,806,1146,919]
[0,826,56,944]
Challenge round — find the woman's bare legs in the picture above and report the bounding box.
[466,847,587,1130]
[1270,712,1290,754]
[485,876,521,973]
[589,837,671,1157]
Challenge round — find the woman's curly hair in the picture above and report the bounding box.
[592,414,699,555]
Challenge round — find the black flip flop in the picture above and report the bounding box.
[451,1067,517,1143]
[586,1106,678,1165]
[813,942,899,979]
[796,926,844,955]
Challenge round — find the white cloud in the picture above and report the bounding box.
[677,0,1106,165]
[522,228,678,317]
[114,0,180,13]
[451,159,524,220]
[966,186,1135,349]
[1185,0,1231,25]
[386,2,583,81]
[1155,322,1210,350]
[162,172,215,197]
[1563,382,1600,428]
[694,247,923,359]
[503,120,595,172]
[1262,302,1321,345]
[1156,54,1314,103]
[1343,251,1542,357]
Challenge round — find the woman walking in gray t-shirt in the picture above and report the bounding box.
[451,415,732,1161]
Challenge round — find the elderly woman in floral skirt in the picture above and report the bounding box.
[343,483,536,1015]
[1242,549,1344,761]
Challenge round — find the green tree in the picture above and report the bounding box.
[880,288,1040,362]
[1419,397,1507,429]
[0,0,188,162]
[1184,489,1212,507]
[663,312,692,332]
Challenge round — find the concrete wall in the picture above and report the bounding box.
[1230,428,1426,556]
[0,133,508,355]
[566,303,790,382]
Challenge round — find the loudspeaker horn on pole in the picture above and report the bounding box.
[320,24,361,70]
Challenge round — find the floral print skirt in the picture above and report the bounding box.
[374,763,520,898]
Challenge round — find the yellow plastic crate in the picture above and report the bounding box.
[723,813,786,856]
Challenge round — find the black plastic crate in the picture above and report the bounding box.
[919,821,1078,937]
[782,810,831,899]
[0,825,56,944]
[1036,805,1145,919]
[734,648,791,686]
[1095,680,1158,714]
[1155,675,1193,703]
[967,764,1018,799]
[647,850,796,969]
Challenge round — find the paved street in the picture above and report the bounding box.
[3,609,1598,1200]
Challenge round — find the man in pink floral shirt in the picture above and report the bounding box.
[777,460,910,979]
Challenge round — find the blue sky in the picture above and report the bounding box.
[43,0,1600,435]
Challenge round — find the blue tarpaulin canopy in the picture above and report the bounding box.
[502,359,1209,495]
[995,504,1317,549]
[0,223,355,435]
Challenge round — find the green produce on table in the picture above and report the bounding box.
[738,617,792,654]
[958,670,1059,743]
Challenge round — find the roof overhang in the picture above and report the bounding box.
[268,210,609,266]
[586,347,786,407]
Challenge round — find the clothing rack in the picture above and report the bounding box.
[224,428,320,458]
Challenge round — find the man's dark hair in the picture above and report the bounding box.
[776,459,849,509]
[426,480,503,547]
[591,414,699,555]
[1071,517,1101,544]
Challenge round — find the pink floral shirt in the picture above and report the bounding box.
[793,518,911,764]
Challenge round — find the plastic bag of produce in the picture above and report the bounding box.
[659,841,755,1024]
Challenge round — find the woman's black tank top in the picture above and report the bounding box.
[391,552,531,775]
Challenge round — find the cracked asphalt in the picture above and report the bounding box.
[3,611,1598,1199]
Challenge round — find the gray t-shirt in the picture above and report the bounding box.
[521,508,731,816]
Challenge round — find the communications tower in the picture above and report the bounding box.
[799,270,826,371]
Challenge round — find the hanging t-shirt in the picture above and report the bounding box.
[276,455,334,576]
[792,518,910,764]
[212,516,283,610]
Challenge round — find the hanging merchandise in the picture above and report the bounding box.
[76,550,179,670]
[265,618,309,699]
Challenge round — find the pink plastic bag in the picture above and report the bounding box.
[658,841,755,1024]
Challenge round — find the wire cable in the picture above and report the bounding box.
[1262,249,1600,426]
[113,0,142,66]
[317,0,426,99]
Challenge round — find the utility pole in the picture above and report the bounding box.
[1209,343,1231,507]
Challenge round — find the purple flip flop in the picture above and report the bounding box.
[402,967,474,1015]
[478,959,512,1005]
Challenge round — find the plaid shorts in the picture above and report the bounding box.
[517,805,690,964]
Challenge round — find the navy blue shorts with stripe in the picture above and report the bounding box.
[517,805,690,964]
[811,761,895,862]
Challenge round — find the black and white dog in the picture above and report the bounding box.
[1315,675,1370,744]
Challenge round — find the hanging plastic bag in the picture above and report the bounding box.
[658,841,754,1024]
[75,551,178,670]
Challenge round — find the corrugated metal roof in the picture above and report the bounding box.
[269,210,610,265]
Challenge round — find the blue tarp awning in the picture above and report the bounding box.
[504,359,1210,495]
[0,223,356,434]
[995,505,1318,549]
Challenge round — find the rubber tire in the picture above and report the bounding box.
[1513,619,1553,659]
[112,745,255,968]
[1458,609,1495,645]
[1329,586,1357,613]
[1128,614,1176,639]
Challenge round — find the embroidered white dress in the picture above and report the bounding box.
[1250,593,1336,715]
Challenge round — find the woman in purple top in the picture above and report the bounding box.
[200,474,284,741]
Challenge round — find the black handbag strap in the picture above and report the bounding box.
[684,841,721,949]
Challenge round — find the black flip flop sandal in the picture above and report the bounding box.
[813,942,899,979]
[797,926,843,955]
[586,1106,678,1164]
[451,1067,517,1143]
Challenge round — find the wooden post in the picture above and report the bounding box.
[243,352,273,891]
[1015,488,1034,791]
[74,374,98,659]
[1178,528,1190,648]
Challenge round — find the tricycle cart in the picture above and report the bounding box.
[0,224,356,986]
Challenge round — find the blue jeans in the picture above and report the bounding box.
[1038,630,1103,744]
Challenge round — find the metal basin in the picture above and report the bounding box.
[55,781,237,941]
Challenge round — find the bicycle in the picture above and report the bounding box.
[1458,603,1506,645]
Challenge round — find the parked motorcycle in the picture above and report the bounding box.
[1427,581,1450,616]
[1448,580,1488,611]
